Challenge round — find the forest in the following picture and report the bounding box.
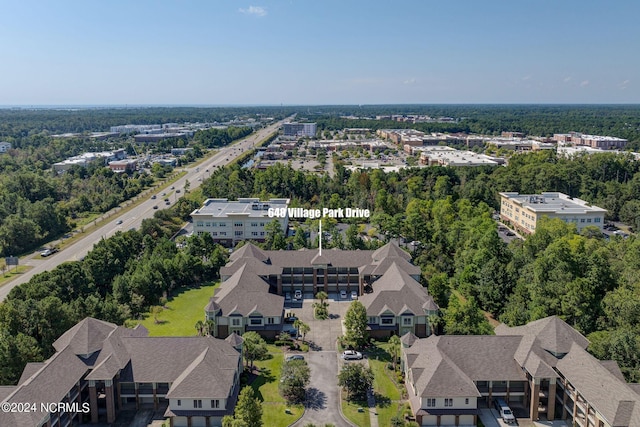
[2,105,640,386]
[0,125,252,257]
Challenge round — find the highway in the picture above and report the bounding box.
[0,118,289,301]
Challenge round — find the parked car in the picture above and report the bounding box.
[350,291,358,300]
[285,354,305,362]
[505,231,515,236]
[494,398,516,424]
[340,290,347,299]
[153,205,158,210]
[176,189,181,193]
[285,292,292,302]
[294,290,302,300]
[342,350,363,360]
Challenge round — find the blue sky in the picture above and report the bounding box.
[1,0,638,105]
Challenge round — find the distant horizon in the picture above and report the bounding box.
[1,1,638,105]
[2,102,640,109]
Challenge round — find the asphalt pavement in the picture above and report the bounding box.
[0,118,291,301]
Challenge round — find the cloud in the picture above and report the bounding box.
[521,75,532,81]
[580,80,589,87]
[619,79,630,89]
[403,78,417,85]
[563,76,572,83]
[239,6,267,16]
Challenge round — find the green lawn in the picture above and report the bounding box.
[366,342,407,426]
[134,283,219,336]
[341,398,371,427]
[252,346,304,426]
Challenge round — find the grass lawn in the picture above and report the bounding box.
[341,397,371,427]
[134,282,219,336]
[0,265,33,287]
[251,346,304,426]
[366,342,407,426]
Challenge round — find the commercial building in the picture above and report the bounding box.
[108,159,138,173]
[402,316,640,426]
[499,192,606,234]
[553,133,628,150]
[418,147,499,167]
[0,318,243,427]
[206,242,438,340]
[282,122,317,138]
[191,198,290,247]
[52,150,127,173]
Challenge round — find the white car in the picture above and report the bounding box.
[294,290,302,300]
[350,291,358,300]
[342,350,363,360]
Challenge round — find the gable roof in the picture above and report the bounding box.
[208,264,284,317]
[229,243,270,263]
[372,241,412,262]
[495,316,589,355]
[557,343,640,427]
[166,347,238,399]
[52,317,118,355]
[359,263,437,317]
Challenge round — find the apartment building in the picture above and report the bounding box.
[0,141,11,153]
[282,122,317,138]
[499,192,606,234]
[402,316,640,426]
[0,318,243,427]
[191,198,290,247]
[206,242,438,339]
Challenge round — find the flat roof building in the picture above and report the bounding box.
[0,141,12,153]
[499,192,607,234]
[191,198,290,247]
[282,122,317,138]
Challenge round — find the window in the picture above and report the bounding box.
[211,222,216,227]
[465,398,469,405]
[196,221,204,227]
[426,398,436,407]
[205,222,211,227]
[368,317,377,324]
[267,317,275,324]
[581,218,585,223]
[594,217,601,223]
[259,222,265,226]
[235,231,243,236]
[211,399,220,409]
[381,317,394,325]
[445,398,453,407]
[260,232,265,236]
[251,223,258,227]
[250,317,262,325]
[402,317,413,326]
[252,232,258,236]
[587,218,592,223]
[219,222,227,227]
[234,222,243,227]
[194,399,202,408]
[177,400,181,406]
[232,318,241,326]
[211,232,218,236]
[220,232,227,236]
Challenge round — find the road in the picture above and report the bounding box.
[0,118,290,301]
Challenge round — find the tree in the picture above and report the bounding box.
[443,295,493,335]
[195,320,204,336]
[233,386,263,427]
[242,331,268,369]
[279,359,310,403]
[298,321,311,342]
[338,363,374,401]
[315,291,328,305]
[344,300,369,349]
[204,319,216,336]
[388,335,401,372]
[264,219,287,250]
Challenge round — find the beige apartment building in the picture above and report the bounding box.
[499,192,606,234]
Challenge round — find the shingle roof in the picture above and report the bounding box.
[495,316,589,355]
[359,263,437,317]
[166,347,238,399]
[229,243,270,263]
[52,317,118,355]
[0,386,16,401]
[372,242,412,262]
[17,363,45,386]
[0,346,90,427]
[266,247,375,268]
[556,343,640,427]
[210,264,284,317]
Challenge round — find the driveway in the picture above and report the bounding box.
[291,300,354,426]
[292,351,353,427]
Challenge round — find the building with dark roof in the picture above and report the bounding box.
[0,318,242,427]
[207,242,438,339]
[402,316,640,426]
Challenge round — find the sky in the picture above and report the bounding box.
[1,0,639,105]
